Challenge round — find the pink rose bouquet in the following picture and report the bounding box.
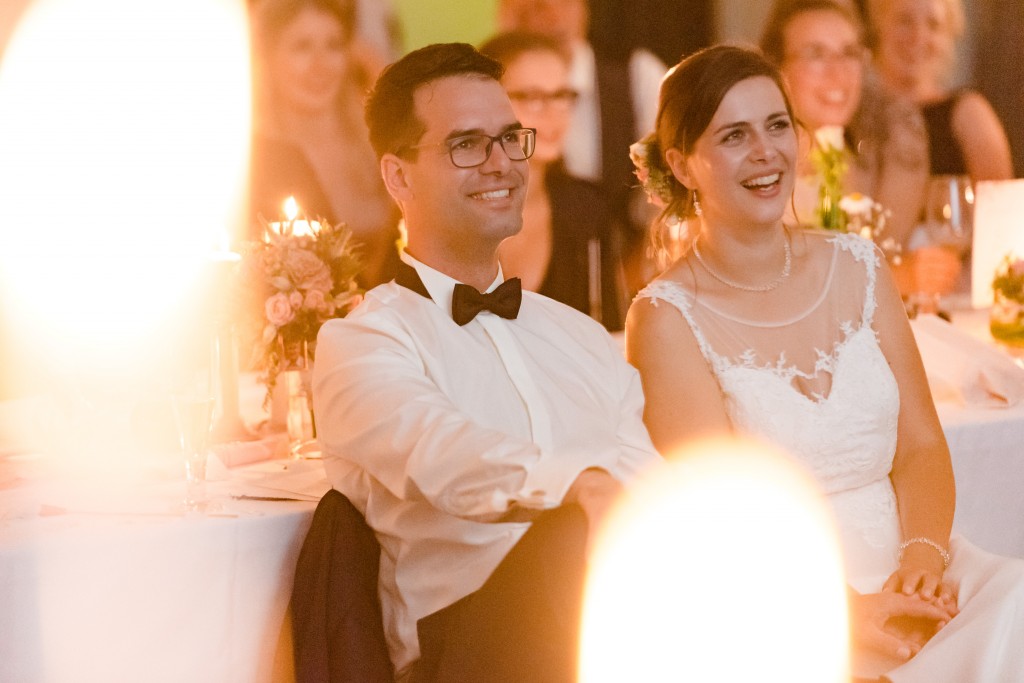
[237,215,362,406]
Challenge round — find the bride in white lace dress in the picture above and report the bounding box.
[627,45,1024,681]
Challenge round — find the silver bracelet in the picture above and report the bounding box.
[898,537,951,569]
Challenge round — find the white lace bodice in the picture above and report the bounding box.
[639,232,902,582]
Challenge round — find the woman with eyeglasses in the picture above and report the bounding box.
[480,31,629,330]
[761,0,930,251]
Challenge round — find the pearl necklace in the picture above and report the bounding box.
[692,236,792,293]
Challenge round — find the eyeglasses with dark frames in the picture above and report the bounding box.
[399,127,537,168]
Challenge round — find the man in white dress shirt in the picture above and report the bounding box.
[312,43,660,682]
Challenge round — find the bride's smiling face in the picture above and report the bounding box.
[667,76,797,230]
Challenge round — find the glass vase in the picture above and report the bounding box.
[817,183,846,232]
[269,337,319,458]
[990,292,1024,348]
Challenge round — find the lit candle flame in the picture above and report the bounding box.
[270,196,318,238]
[283,195,299,222]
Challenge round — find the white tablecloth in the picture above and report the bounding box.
[0,456,326,683]
[914,308,1024,558]
[940,400,1024,558]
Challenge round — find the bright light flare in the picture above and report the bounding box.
[0,0,251,378]
[580,437,849,682]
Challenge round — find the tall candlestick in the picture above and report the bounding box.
[208,248,254,443]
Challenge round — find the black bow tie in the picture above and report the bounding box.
[451,278,522,326]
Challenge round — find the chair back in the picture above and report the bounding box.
[292,489,393,682]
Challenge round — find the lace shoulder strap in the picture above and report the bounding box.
[827,232,881,327]
[634,280,724,371]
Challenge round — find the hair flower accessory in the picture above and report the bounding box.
[630,133,676,208]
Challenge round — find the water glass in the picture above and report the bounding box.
[171,393,215,512]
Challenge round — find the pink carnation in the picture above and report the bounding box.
[284,248,333,293]
[304,289,329,314]
[265,292,294,327]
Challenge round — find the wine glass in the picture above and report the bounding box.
[909,175,975,317]
[925,174,974,255]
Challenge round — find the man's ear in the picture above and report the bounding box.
[381,153,413,203]
[663,147,692,189]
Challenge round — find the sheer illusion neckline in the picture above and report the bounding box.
[685,241,839,328]
[639,232,881,405]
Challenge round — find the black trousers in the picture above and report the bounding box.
[411,505,589,683]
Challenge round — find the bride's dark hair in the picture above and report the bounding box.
[645,45,795,263]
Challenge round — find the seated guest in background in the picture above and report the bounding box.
[480,31,628,330]
[250,0,401,287]
[313,42,660,681]
[497,0,666,293]
[761,0,949,301]
[868,0,1013,182]
[761,0,929,250]
[627,44,1024,681]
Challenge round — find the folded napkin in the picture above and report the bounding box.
[228,457,329,501]
[211,432,289,468]
[911,314,1024,408]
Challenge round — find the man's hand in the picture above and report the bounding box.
[849,590,956,661]
[563,468,623,554]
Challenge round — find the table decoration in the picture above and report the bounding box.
[990,254,1024,348]
[810,126,849,232]
[806,128,899,262]
[236,200,362,453]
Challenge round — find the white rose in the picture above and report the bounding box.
[839,192,874,218]
[814,125,845,151]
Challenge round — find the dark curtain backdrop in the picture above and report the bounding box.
[974,0,1024,177]
[589,0,715,65]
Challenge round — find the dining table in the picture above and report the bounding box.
[921,306,1024,559]
[0,379,328,683]
[2,308,1023,683]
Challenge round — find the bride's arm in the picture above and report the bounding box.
[873,261,957,603]
[625,295,731,456]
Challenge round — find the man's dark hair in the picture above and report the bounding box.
[364,43,505,160]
